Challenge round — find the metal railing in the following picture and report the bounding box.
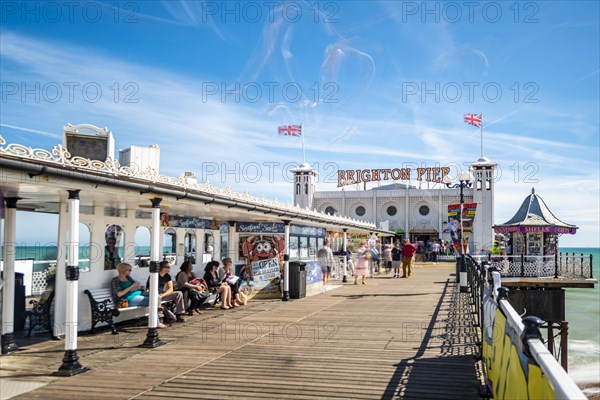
[464,255,586,399]
[471,253,593,279]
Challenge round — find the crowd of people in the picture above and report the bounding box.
[111,258,248,329]
[109,237,454,328]
[335,238,424,284]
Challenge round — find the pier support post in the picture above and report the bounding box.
[560,321,569,372]
[547,323,555,356]
[282,220,290,301]
[141,198,164,348]
[2,197,20,355]
[56,190,88,376]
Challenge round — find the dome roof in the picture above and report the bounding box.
[496,188,577,229]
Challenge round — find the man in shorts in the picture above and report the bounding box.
[317,239,335,288]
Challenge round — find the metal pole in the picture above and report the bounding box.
[282,220,291,301]
[141,198,163,348]
[1,197,19,354]
[342,229,348,283]
[56,190,88,375]
[459,183,467,292]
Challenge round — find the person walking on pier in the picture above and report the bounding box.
[382,243,393,274]
[401,238,417,278]
[391,241,402,278]
[354,241,370,284]
[318,239,335,288]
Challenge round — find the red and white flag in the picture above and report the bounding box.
[464,113,482,128]
[278,124,302,137]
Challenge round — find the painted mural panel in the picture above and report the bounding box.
[482,291,555,398]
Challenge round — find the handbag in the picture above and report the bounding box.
[118,299,129,308]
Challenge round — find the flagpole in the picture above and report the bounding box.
[480,113,483,158]
[301,123,306,164]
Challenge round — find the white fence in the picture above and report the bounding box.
[472,254,593,279]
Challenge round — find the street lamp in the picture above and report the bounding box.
[443,171,474,292]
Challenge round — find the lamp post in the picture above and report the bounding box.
[443,171,474,292]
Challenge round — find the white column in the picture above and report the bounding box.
[197,230,205,267]
[372,192,377,226]
[342,229,348,282]
[282,220,291,301]
[213,230,221,261]
[53,202,69,338]
[1,198,18,354]
[56,190,87,375]
[438,191,443,240]
[228,222,236,261]
[142,198,163,348]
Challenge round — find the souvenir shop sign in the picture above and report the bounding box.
[164,215,220,230]
[237,222,285,234]
[338,167,451,187]
[494,226,577,235]
[252,258,281,282]
[290,224,326,237]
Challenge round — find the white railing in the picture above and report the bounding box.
[472,254,593,279]
[480,264,586,399]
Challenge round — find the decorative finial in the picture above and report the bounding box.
[532,188,535,194]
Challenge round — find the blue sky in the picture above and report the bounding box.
[1,1,599,246]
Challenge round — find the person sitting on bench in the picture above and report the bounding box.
[155,261,187,323]
[111,263,149,307]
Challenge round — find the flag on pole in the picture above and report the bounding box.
[278,124,302,137]
[464,113,482,128]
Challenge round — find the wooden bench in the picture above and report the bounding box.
[26,290,55,337]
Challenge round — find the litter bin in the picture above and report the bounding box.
[14,272,26,331]
[289,261,307,299]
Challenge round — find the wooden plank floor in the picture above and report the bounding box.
[1,264,484,399]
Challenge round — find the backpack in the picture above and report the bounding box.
[369,248,380,261]
[317,247,328,258]
[162,302,177,324]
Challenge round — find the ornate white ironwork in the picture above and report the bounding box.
[472,254,592,279]
[0,134,379,230]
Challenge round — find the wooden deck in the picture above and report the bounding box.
[1,264,484,399]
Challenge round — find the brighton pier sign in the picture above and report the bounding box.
[337,167,451,187]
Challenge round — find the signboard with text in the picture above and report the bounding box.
[251,258,281,282]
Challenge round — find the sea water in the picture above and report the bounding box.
[563,247,600,388]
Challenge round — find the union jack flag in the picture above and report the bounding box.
[278,124,302,137]
[464,113,482,128]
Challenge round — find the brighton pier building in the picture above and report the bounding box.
[292,158,497,252]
